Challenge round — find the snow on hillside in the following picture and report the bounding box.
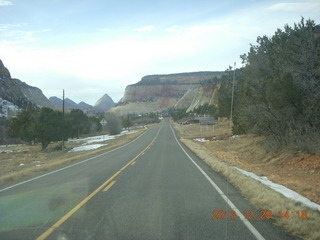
[0,97,19,118]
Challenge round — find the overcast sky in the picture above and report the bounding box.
[0,0,319,104]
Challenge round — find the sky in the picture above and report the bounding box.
[0,0,319,105]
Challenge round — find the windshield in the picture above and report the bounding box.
[0,1,319,239]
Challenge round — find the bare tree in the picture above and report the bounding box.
[105,112,122,135]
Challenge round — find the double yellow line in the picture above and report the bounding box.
[37,127,162,240]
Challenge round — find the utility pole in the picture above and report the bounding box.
[230,62,236,121]
[62,89,65,150]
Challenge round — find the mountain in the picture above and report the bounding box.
[49,97,79,110]
[0,58,114,117]
[78,101,94,111]
[0,59,53,117]
[109,71,223,116]
[49,94,115,112]
[0,59,11,79]
[49,97,91,111]
[94,93,115,111]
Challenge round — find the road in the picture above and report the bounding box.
[0,121,296,240]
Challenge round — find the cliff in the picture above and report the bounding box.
[109,71,223,115]
[185,83,219,112]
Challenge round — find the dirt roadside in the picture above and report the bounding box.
[174,120,320,240]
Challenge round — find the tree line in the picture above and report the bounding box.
[6,107,102,150]
[217,18,320,152]
[171,103,218,121]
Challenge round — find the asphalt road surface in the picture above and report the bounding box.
[0,121,297,240]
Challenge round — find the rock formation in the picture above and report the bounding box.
[109,71,223,116]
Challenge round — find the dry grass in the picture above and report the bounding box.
[174,120,320,240]
[0,129,146,184]
[177,121,232,139]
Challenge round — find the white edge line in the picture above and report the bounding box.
[0,128,151,192]
[170,125,265,240]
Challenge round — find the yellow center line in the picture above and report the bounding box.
[36,170,121,240]
[103,181,116,192]
[36,126,162,240]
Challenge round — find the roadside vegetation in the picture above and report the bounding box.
[5,107,103,150]
[218,18,320,153]
[0,109,162,184]
[172,18,320,153]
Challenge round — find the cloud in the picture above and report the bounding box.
[268,1,320,13]
[0,24,51,44]
[0,23,26,31]
[135,25,155,32]
[0,0,13,6]
[166,25,180,33]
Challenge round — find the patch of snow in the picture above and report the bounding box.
[84,135,116,144]
[19,163,25,167]
[35,164,44,167]
[0,144,25,148]
[193,138,209,142]
[0,97,19,118]
[0,150,13,154]
[68,130,137,145]
[68,144,107,152]
[235,167,320,212]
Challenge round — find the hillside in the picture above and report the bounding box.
[109,71,223,115]
[0,59,53,117]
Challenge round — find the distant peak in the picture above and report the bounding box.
[0,59,11,79]
[94,93,115,111]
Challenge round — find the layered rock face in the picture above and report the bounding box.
[121,84,192,103]
[110,71,223,115]
[185,83,219,112]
